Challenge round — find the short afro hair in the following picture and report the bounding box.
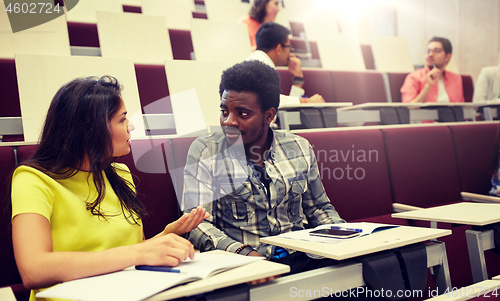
[219,60,281,112]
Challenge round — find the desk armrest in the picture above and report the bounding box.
[393,203,423,213]
[461,192,500,204]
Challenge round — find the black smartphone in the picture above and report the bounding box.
[309,228,361,239]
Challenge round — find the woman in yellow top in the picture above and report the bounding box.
[10,76,208,300]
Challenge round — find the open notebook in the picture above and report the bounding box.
[36,252,264,301]
[277,222,399,244]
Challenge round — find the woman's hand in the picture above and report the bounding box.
[134,233,195,267]
[162,206,210,236]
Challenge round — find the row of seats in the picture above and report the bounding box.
[1,121,499,299]
[0,58,475,138]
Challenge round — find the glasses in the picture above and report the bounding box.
[425,48,443,54]
[281,44,294,52]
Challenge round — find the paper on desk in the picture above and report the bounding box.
[277,222,398,244]
[36,252,264,301]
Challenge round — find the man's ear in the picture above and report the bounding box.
[265,107,277,124]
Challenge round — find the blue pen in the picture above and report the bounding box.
[330,226,363,233]
[135,265,182,273]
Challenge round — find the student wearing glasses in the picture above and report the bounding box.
[245,22,325,105]
[401,37,464,103]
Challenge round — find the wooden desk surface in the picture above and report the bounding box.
[260,226,450,261]
[278,102,352,110]
[146,251,289,301]
[392,202,500,226]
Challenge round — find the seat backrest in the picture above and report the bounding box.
[302,70,336,103]
[277,69,293,96]
[386,72,409,103]
[381,126,462,207]
[449,122,499,194]
[134,64,171,113]
[117,138,180,239]
[462,75,474,103]
[0,59,21,118]
[16,145,37,165]
[67,22,100,47]
[297,129,393,221]
[330,71,387,104]
[0,146,23,288]
[168,29,194,60]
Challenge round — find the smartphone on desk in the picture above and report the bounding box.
[309,228,361,239]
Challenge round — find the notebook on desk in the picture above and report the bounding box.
[36,252,264,301]
[277,222,399,244]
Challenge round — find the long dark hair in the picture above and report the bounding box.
[249,0,270,23]
[16,76,146,224]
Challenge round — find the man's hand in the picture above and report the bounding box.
[288,54,303,78]
[246,251,281,285]
[305,94,325,103]
[426,67,442,86]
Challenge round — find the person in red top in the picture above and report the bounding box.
[238,0,281,50]
[401,37,464,103]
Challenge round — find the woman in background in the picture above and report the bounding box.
[10,76,208,300]
[239,0,281,49]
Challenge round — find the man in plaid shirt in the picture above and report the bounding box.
[183,60,344,275]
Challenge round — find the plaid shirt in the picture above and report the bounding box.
[182,129,344,259]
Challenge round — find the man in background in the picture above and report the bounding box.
[246,22,325,105]
[401,37,464,103]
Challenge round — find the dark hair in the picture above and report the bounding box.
[429,37,452,54]
[256,22,290,53]
[219,60,281,112]
[14,76,146,224]
[249,0,270,23]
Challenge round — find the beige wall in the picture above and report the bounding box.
[397,0,500,83]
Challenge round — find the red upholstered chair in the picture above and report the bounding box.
[192,12,207,19]
[135,64,170,111]
[169,29,194,60]
[381,126,476,288]
[277,69,293,96]
[330,71,387,105]
[462,75,474,103]
[296,129,406,224]
[122,5,141,13]
[386,72,409,103]
[16,145,38,165]
[67,22,100,47]
[302,70,336,103]
[277,69,336,103]
[0,146,23,292]
[0,59,23,142]
[382,126,462,208]
[117,138,180,239]
[449,123,499,195]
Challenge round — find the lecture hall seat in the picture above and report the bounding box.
[330,71,387,105]
[449,122,499,195]
[117,138,181,239]
[0,59,23,142]
[168,29,195,60]
[462,75,475,103]
[386,72,409,103]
